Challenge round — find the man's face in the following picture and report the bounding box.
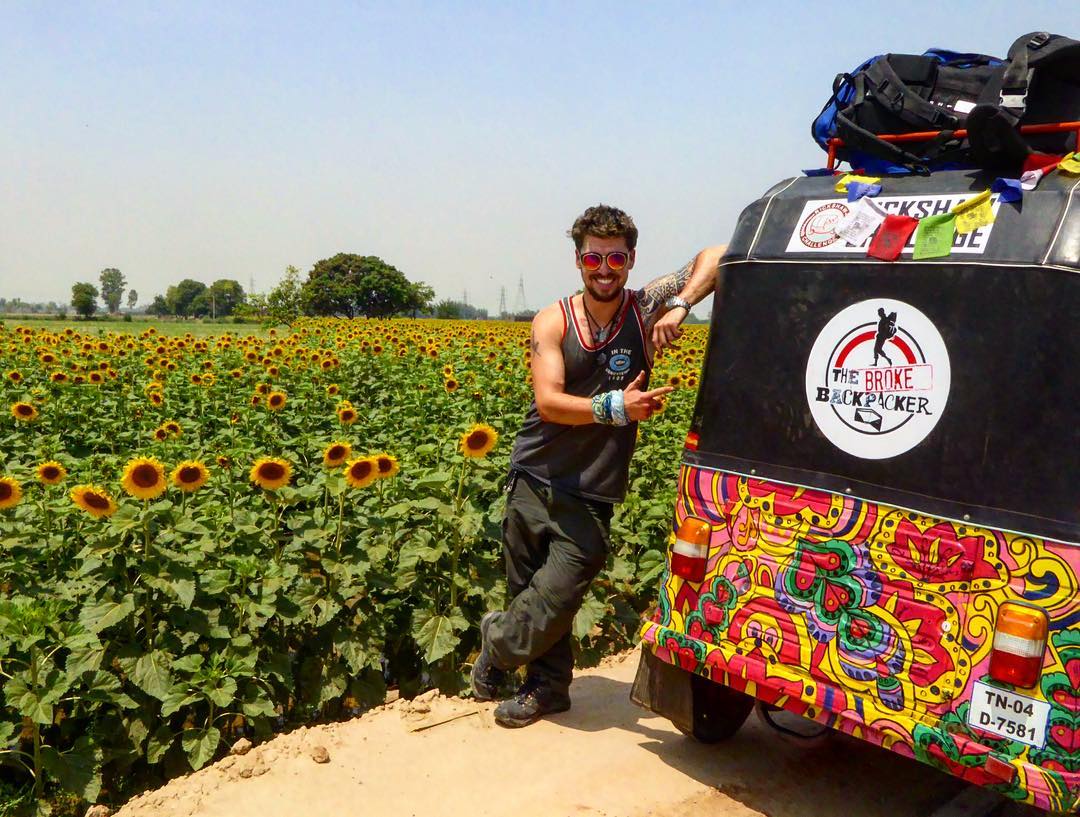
[575,235,635,303]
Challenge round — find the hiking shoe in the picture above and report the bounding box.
[493,676,571,728]
[471,611,507,702]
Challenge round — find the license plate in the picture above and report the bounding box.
[967,680,1050,748]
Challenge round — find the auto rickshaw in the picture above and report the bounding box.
[631,136,1080,811]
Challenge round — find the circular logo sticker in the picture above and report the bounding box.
[805,300,950,459]
[799,202,849,249]
[607,353,631,375]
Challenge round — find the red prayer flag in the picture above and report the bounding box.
[1022,152,1064,174]
[867,214,919,261]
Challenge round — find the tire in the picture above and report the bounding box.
[678,671,754,744]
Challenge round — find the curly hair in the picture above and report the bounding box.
[568,204,638,251]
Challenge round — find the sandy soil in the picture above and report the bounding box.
[113,649,981,817]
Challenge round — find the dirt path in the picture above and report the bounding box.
[115,650,973,817]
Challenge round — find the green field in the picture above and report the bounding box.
[0,315,272,337]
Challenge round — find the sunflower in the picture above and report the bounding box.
[0,477,22,510]
[250,457,291,490]
[163,421,182,437]
[266,391,287,411]
[37,461,67,485]
[216,455,231,469]
[71,484,117,519]
[152,426,169,442]
[337,404,358,425]
[325,384,340,397]
[11,402,38,422]
[121,456,168,500]
[322,441,352,468]
[460,423,498,458]
[344,457,378,489]
[7,370,23,383]
[667,374,682,388]
[50,371,68,384]
[171,460,210,493]
[374,453,400,479]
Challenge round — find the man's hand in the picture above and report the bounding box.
[651,306,688,352]
[623,371,674,422]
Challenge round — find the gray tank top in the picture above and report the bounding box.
[510,291,651,503]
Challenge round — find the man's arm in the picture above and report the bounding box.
[530,304,595,426]
[530,304,674,426]
[637,244,727,351]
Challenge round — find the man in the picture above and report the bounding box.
[472,204,726,727]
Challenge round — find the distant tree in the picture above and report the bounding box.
[99,268,126,313]
[433,300,489,320]
[202,279,245,317]
[150,295,170,317]
[71,282,99,319]
[127,289,138,310]
[302,254,433,318]
[164,279,208,317]
[434,299,464,319]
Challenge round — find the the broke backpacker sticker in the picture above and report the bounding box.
[804,300,951,459]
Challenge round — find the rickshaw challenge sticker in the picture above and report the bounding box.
[805,300,950,459]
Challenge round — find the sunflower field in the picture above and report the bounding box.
[0,316,707,809]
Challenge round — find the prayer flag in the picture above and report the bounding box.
[1059,152,1080,175]
[1023,153,1064,174]
[913,213,955,260]
[951,189,995,234]
[991,177,1023,204]
[835,173,881,194]
[835,196,886,245]
[867,214,918,261]
[846,181,882,202]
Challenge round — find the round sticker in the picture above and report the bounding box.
[805,300,950,459]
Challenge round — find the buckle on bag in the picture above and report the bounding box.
[999,91,1028,110]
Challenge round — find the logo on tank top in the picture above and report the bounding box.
[605,348,633,380]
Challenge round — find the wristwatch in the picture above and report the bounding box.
[664,296,692,312]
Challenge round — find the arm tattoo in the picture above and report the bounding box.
[530,329,541,357]
[635,260,693,326]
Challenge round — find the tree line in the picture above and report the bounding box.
[67,254,436,322]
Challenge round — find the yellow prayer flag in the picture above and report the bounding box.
[835,174,882,194]
[1059,152,1080,175]
[951,189,995,234]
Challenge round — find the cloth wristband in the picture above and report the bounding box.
[610,389,628,426]
[591,392,614,425]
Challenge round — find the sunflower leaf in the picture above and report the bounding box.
[182,726,221,771]
[79,594,135,634]
[132,650,174,700]
[411,609,460,664]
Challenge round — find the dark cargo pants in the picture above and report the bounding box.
[486,470,613,697]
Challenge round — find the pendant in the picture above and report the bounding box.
[596,352,607,366]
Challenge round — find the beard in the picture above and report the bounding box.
[584,279,625,303]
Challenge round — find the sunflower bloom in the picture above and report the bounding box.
[337,404,358,425]
[322,441,352,468]
[171,460,210,493]
[250,457,291,490]
[266,391,287,411]
[0,477,22,510]
[460,423,498,458]
[444,378,460,393]
[164,421,182,437]
[71,484,118,518]
[11,402,38,422]
[121,456,168,500]
[344,457,378,489]
[374,453,400,479]
[37,461,67,486]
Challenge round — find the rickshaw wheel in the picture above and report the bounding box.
[677,672,754,744]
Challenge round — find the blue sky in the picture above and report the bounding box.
[1,2,1074,314]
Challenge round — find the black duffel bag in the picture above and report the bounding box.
[813,32,1080,173]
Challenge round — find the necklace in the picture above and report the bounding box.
[582,292,623,345]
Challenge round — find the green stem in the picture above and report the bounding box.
[30,648,41,802]
[143,501,154,649]
[447,459,470,613]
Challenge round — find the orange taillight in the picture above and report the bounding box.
[670,517,710,582]
[989,602,1048,688]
